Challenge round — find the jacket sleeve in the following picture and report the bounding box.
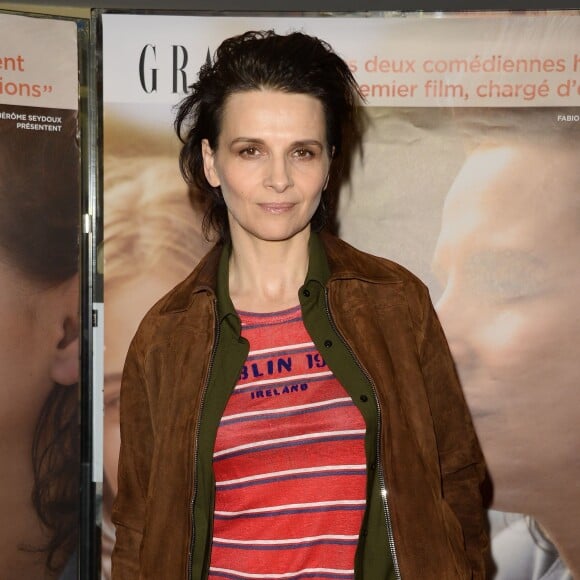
[111,331,153,579]
[417,284,489,579]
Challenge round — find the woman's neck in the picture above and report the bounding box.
[228,229,310,313]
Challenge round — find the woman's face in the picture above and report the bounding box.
[202,89,331,245]
[432,143,580,510]
[0,254,75,446]
[0,250,78,573]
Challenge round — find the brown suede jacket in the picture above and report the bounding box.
[112,232,488,579]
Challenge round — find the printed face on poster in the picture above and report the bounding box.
[0,11,80,580]
[100,11,580,580]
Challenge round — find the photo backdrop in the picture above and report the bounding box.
[0,11,81,580]
[100,11,580,579]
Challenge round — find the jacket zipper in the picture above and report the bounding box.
[186,298,220,580]
[324,287,402,580]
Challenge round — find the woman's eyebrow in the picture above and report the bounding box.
[230,137,324,148]
[292,139,324,149]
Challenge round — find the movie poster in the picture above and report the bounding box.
[0,11,80,580]
[100,12,580,579]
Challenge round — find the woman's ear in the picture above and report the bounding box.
[323,151,333,191]
[201,139,221,188]
[50,274,80,386]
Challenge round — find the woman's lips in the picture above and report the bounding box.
[259,202,296,214]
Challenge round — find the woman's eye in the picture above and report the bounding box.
[293,148,314,159]
[240,146,260,157]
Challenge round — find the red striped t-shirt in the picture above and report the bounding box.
[209,305,367,580]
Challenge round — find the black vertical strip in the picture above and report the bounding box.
[79,13,98,580]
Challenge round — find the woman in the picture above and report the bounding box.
[0,112,79,578]
[112,30,487,580]
[102,152,213,578]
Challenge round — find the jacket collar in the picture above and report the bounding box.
[157,242,222,314]
[319,231,405,285]
[215,242,236,323]
[159,231,403,315]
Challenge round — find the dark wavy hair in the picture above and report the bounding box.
[174,30,366,241]
[0,109,80,574]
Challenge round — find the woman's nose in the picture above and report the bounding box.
[264,155,293,192]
